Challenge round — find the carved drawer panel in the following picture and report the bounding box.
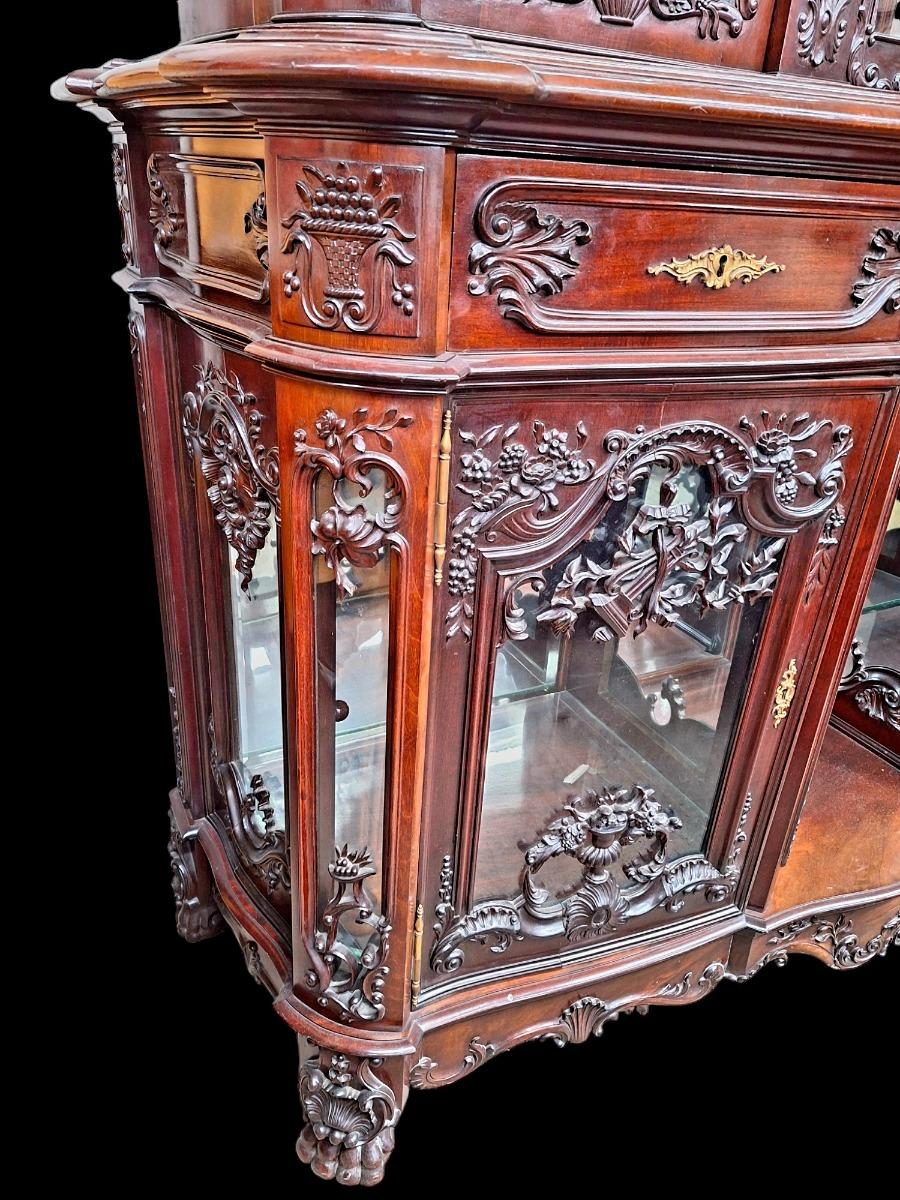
[771,0,899,92]
[450,156,900,349]
[144,141,269,302]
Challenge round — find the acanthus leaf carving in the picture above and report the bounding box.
[112,143,135,266]
[851,228,900,313]
[839,640,900,731]
[147,152,181,250]
[182,363,280,593]
[306,846,391,1022]
[797,0,853,66]
[244,190,269,276]
[297,1052,399,1187]
[430,854,523,974]
[762,909,900,969]
[280,160,416,333]
[468,201,592,319]
[846,0,900,90]
[208,714,291,897]
[294,406,413,602]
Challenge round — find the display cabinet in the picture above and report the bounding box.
[56,2,898,1187]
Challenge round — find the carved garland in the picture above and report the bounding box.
[281,161,416,333]
[182,363,280,594]
[111,144,135,266]
[294,406,413,601]
[534,0,759,40]
[306,847,391,1022]
[208,715,290,897]
[297,1053,399,1186]
[839,641,900,731]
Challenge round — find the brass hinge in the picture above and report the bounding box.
[410,903,424,1006]
[772,658,798,728]
[432,410,452,587]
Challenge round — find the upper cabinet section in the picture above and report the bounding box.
[451,156,900,350]
[772,0,899,92]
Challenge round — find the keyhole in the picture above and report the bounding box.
[716,254,728,278]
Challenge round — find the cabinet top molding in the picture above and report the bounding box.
[54,18,899,165]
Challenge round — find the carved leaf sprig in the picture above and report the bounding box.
[469,201,591,301]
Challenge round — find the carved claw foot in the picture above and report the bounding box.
[167,812,223,942]
[297,1050,400,1186]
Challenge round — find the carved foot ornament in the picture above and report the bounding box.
[297,1053,399,1187]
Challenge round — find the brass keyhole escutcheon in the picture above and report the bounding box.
[772,659,799,728]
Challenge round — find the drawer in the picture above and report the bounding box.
[143,138,269,304]
[450,156,900,349]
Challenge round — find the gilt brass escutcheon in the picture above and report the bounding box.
[648,244,786,290]
[772,659,799,728]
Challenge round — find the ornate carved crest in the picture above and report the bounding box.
[182,363,280,593]
[280,161,416,333]
[294,407,413,601]
[111,144,135,265]
[307,846,391,1022]
[533,0,758,39]
[851,228,899,313]
[839,641,900,730]
[208,715,290,898]
[297,1053,398,1186]
[648,244,785,289]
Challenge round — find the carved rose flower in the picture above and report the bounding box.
[516,456,558,488]
[315,409,344,447]
[754,427,794,466]
[311,505,385,597]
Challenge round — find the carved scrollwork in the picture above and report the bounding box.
[167,812,223,942]
[167,685,185,798]
[534,0,758,39]
[297,1053,399,1186]
[244,191,269,275]
[280,161,416,333]
[804,503,845,604]
[839,641,900,730]
[468,201,592,321]
[409,1036,496,1088]
[763,909,900,968]
[111,144,135,266]
[147,153,180,250]
[846,0,900,89]
[851,228,900,313]
[182,363,280,593]
[430,855,523,974]
[294,407,413,602]
[306,846,391,1022]
[208,715,290,897]
[797,0,853,66]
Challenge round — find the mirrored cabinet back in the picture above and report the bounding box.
[55,0,898,1186]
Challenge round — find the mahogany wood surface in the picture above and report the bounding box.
[55,1,899,1187]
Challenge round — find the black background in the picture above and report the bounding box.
[46,6,896,1192]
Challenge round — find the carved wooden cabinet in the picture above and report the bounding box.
[56,1,899,1187]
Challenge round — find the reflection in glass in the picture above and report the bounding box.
[229,529,285,830]
[316,470,390,915]
[474,465,770,905]
[845,494,899,674]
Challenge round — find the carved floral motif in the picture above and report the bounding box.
[147,153,180,249]
[111,144,135,265]
[648,244,785,289]
[281,161,416,332]
[839,641,900,730]
[307,846,391,1022]
[851,228,900,313]
[182,364,280,593]
[297,1053,398,1186]
[295,407,413,601]
[804,503,845,604]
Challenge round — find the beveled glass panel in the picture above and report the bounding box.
[473,464,771,905]
[229,529,285,829]
[315,471,390,914]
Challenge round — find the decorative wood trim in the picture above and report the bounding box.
[294,407,414,602]
[182,363,280,594]
[846,0,900,90]
[410,904,424,1007]
[838,640,900,730]
[803,503,846,604]
[433,411,453,587]
[527,0,759,39]
[762,908,900,968]
[851,227,900,312]
[111,143,135,266]
[797,0,854,68]
[244,191,269,276]
[468,180,898,334]
[307,847,392,1022]
[208,714,291,898]
[409,1035,496,1088]
[297,1052,399,1187]
[280,160,416,333]
[167,812,223,943]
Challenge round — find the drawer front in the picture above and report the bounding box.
[143,138,269,303]
[449,156,900,349]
